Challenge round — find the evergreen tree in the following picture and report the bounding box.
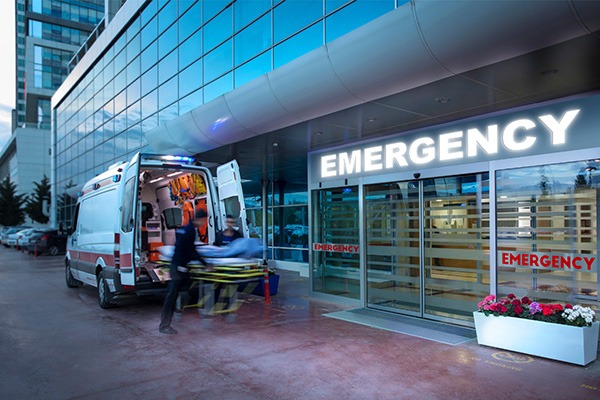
[24,175,51,224]
[0,177,26,226]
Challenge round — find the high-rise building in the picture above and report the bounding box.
[51,0,600,326]
[0,0,104,217]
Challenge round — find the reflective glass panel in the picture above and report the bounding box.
[274,0,322,43]
[234,0,270,31]
[141,40,158,74]
[158,50,178,85]
[179,28,202,69]
[158,23,178,59]
[234,51,271,88]
[179,57,203,97]
[274,22,323,68]
[203,0,231,22]
[234,14,271,65]
[158,76,179,110]
[423,174,490,322]
[179,87,203,115]
[179,1,201,41]
[497,161,599,308]
[204,40,232,83]
[158,0,178,32]
[326,0,394,43]
[204,5,232,51]
[312,187,360,299]
[204,72,232,103]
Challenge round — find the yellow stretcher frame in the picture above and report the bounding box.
[153,259,266,315]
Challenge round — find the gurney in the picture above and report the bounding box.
[152,239,267,315]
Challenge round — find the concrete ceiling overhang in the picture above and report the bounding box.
[144,0,600,157]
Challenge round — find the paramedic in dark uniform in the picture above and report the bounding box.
[159,209,208,334]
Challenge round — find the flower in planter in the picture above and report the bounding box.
[477,294,596,327]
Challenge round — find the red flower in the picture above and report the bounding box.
[500,305,508,313]
[542,307,553,316]
[521,296,531,305]
[565,303,573,309]
[511,299,521,306]
[514,305,523,315]
[507,293,516,299]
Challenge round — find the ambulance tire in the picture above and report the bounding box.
[65,260,80,288]
[97,271,115,309]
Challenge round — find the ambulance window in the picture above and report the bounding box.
[71,203,80,233]
[222,197,241,221]
[121,177,136,232]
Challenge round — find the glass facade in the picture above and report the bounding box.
[55,0,405,231]
[28,0,104,25]
[28,20,90,46]
[245,183,309,263]
[33,45,73,90]
[312,187,360,299]
[497,160,598,307]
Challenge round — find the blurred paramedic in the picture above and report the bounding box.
[159,209,208,334]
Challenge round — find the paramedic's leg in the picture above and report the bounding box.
[159,271,184,332]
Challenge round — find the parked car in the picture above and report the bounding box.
[7,228,34,247]
[26,229,67,256]
[1,227,29,247]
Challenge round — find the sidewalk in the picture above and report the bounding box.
[0,249,598,400]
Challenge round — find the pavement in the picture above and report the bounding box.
[0,246,599,400]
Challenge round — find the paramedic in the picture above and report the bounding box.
[214,214,243,246]
[159,209,208,334]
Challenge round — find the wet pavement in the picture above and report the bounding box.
[0,247,599,400]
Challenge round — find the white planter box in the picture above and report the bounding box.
[473,311,600,366]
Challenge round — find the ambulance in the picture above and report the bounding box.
[65,153,248,308]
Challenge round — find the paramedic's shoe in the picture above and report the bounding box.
[159,326,178,334]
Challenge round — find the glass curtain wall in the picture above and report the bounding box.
[497,160,599,309]
[245,182,308,263]
[364,174,490,322]
[312,187,360,299]
[55,0,403,228]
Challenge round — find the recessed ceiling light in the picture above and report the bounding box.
[272,142,278,147]
[435,97,450,103]
[366,117,377,122]
[541,68,559,76]
[315,131,323,136]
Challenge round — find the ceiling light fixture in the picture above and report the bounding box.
[272,142,278,147]
[149,177,164,183]
[366,117,377,122]
[540,68,559,76]
[435,97,450,103]
[315,131,323,136]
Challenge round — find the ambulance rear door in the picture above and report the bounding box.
[118,153,140,287]
[216,160,249,238]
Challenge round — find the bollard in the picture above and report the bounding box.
[263,268,271,304]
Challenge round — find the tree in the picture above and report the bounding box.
[24,175,51,224]
[0,177,26,226]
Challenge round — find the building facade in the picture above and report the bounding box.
[52,0,600,325]
[0,0,104,209]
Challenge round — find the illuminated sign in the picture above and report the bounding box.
[500,251,597,271]
[319,109,580,178]
[313,243,360,253]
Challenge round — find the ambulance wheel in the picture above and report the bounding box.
[65,261,79,288]
[97,271,115,309]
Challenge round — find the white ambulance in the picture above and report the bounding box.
[65,153,248,308]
